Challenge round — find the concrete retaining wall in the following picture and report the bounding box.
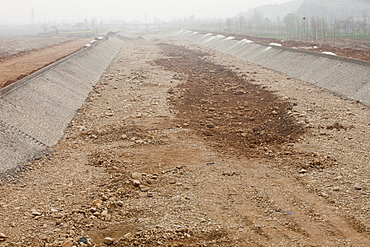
[0,37,123,173]
[175,30,370,106]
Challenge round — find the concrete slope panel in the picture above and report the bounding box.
[0,36,123,173]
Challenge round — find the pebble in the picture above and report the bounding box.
[0,233,7,241]
[169,179,177,184]
[140,187,150,192]
[131,172,142,181]
[332,186,340,191]
[103,237,114,245]
[354,185,362,190]
[132,180,141,186]
[55,219,63,225]
[32,211,42,216]
[61,239,73,247]
[298,169,307,174]
[172,195,181,201]
[101,209,109,217]
[92,199,103,208]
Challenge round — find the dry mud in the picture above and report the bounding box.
[0,33,369,246]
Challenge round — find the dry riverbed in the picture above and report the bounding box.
[0,33,369,246]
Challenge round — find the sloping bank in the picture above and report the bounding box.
[175,30,370,106]
[0,36,123,174]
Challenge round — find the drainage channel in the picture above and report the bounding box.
[175,30,370,107]
[0,36,124,174]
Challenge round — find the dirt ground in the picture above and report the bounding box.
[0,37,92,88]
[0,32,369,246]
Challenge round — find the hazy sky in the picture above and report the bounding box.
[0,0,292,24]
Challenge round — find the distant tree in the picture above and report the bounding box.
[284,13,297,38]
[363,10,368,38]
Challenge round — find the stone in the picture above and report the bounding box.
[354,185,363,190]
[172,195,181,201]
[135,140,145,144]
[140,187,150,192]
[32,211,42,216]
[298,169,307,174]
[78,237,89,245]
[101,209,109,217]
[132,180,141,186]
[333,186,340,191]
[93,199,103,208]
[0,233,7,241]
[131,172,142,181]
[103,237,114,245]
[62,239,73,247]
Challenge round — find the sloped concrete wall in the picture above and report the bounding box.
[175,30,370,106]
[0,37,123,173]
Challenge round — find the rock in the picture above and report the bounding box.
[298,169,307,174]
[121,134,128,140]
[140,187,150,192]
[103,237,114,245]
[131,172,142,181]
[172,195,181,201]
[169,179,176,184]
[32,211,42,216]
[92,199,103,208]
[132,180,141,186]
[354,185,362,190]
[101,209,109,217]
[135,139,145,144]
[0,233,7,241]
[62,239,73,247]
[78,237,89,244]
[332,186,340,191]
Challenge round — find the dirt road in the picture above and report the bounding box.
[0,38,91,88]
[0,33,369,246]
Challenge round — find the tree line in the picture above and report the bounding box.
[223,10,369,42]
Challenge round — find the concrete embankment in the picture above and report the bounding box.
[175,30,370,106]
[0,37,123,173]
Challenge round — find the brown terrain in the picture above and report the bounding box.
[0,36,92,89]
[0,32,369,246]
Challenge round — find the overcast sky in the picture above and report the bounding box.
[0,0,292,24]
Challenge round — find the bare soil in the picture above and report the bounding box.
[0,37,92,88]
[0,33,369,246]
